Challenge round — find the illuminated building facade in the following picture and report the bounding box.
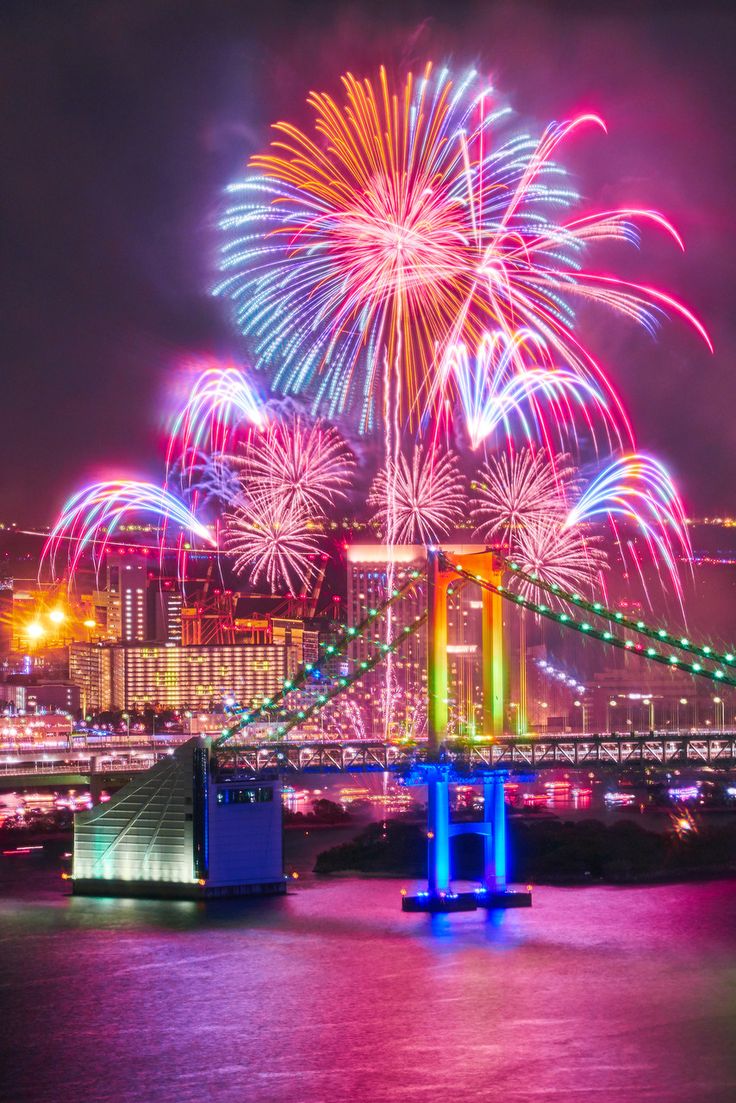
[1,680,80,714]
[0,582,12,655]
[71,640,295,712]
[150,581,183,644]
[73,738,285,899]
[69,643,112,714]
[106,554,147,642]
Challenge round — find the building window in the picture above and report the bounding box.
[216,787,273,805]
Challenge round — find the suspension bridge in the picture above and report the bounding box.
[71,547,736,911]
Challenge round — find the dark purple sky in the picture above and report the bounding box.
[0,0,733,522]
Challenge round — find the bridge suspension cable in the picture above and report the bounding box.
[266,610,428,739]
[443,553,736,690]
[494,555,736,669]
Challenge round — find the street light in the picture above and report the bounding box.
[573,699,588,732]
[677,698,687,731]
[642,697,654,731]
[607,699,617,732]
[713,696,724,730]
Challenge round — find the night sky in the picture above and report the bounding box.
[1,0,734,522]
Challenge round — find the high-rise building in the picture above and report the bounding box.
[69,643,112,714]
[149,580,183,644]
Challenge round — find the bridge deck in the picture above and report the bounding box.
[216,733,736,774]
[1,733,735,784]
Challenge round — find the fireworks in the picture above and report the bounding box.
[369,443,466,544]
[223,495,321,593]
[216,63,708,433]
[166,360,265,484]
[42,481,214,582]
[511,515,607,599]
[234,417,355,514]
[442,330,615,451]
[186,452,244,509]
[565,453,691,603]
[472,448,577,546]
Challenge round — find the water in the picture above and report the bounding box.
[1,847,735,1103]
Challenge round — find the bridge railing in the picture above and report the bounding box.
[214,733,736,773]
[0,755,161,777]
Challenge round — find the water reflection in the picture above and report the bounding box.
[1,853,735,1103]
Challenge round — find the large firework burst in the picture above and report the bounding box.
[472,448,577,547]
[234,417,354,515]
[223,496,321,592]
[368,443,465,544]
[216,63,708,432]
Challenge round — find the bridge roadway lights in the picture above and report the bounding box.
[400,762,532,914]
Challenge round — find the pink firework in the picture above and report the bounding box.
[439,329,621,453]
[565,453,692,607]
[234,417,355,515]
[41,480,214,583]
[223,495,322,593]
[472,448,578,547]
[368,444,466,545]
[166,360,265,487]
[511,515,607,600]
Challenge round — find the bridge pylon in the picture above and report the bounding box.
[427,547,505,751]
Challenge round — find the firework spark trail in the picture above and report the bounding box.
[223,494,321,593]
[331,698,368,742]
[233,417,354,514]
[442,330,615,451]
[216,64,709,434]
[564,453,692,607]
[472,448,578,547]
[41,481,214,584]
[166,361,265,487]
[369,443,466,545]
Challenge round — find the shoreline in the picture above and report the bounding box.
[313,866,736,888]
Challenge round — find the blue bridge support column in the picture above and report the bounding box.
[427,776,451,896]
[483,773,507,893]
[402,767,531,914]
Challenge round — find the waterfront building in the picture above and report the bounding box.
[73,738,285,899]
